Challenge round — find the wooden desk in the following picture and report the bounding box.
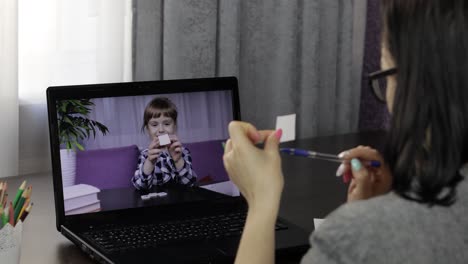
[5,131,385,263]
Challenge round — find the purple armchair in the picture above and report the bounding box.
[75,145,140,190]
[185,139,229,185]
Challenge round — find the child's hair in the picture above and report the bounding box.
[141,97,178,132]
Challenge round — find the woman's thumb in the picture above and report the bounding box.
[264,129,282,153]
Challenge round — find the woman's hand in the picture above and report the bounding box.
[336,146,392,202]
[223,121,283,211]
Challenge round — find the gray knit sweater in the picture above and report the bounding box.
[301,170,468,264]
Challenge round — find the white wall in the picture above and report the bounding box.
[18,104,51,175]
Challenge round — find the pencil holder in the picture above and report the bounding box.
[0,221,22,264]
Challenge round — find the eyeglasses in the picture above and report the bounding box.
[368,67,397,103]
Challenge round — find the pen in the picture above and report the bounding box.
[279,148,381,168]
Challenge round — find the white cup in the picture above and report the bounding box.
[0,221,23,264]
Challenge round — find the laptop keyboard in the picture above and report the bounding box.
[83,211,288,252]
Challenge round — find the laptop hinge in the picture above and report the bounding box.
[61,225,115,264]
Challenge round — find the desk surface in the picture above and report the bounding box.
[6,131,385,263]
[97,185,227,212]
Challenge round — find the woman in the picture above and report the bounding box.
[223,0,468,263]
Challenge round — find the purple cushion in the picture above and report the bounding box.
[185,139,229,184]
[75,145,139,190]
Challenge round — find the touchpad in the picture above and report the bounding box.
[214,237,241,257]
[118,242,226,263]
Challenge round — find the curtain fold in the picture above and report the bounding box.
[133,0,368,139]
[0,0,19,178]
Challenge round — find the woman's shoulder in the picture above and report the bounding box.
[319,177,468,232]
[304,183,468,263]
[314,193,404,239]
[302,194,413,263]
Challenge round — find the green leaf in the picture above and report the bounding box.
[74,141,85,151]
[57,98,109,150]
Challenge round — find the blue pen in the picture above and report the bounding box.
[279,148,381,168]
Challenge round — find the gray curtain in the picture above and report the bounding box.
[359,0,389,131]
[133,0,367,138]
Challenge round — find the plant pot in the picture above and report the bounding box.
[60,149,76,187]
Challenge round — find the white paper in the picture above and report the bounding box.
[275,114,296,142]
[158,134,171,146]
[143,192,168,200]
[0,222,22,264]
[63,184,100,200]
[313,218,325,230]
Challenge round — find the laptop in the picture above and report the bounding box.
[47,77,309,263]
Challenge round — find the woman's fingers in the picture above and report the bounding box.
[255,130,276,144]
[224,139,233,153]
[228,121,258,146]
[339,146,383,162]
[347,158,373,201]
[227,121,278,147]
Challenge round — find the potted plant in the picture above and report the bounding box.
[57,99,109,151]
[57,99,109,186]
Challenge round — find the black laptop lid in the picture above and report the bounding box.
[46,77,243,230]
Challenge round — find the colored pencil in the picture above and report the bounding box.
[2,193,8,208]
[0,182,6,206]
[0,182,3,205]
[8,201,14,226]
[16,199,29,223]
[20,203,33,222]
[0,205,3,229]
[14,186,29,220]
[1,203,8,226]
[12,180,26,208]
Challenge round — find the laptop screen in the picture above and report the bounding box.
[49,79,240,217]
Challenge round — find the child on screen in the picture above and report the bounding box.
[132,97,197,190]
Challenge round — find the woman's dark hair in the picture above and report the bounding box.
[141,97,178,132]
[382,0,468,205]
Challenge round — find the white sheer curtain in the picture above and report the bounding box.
[16,0,132,176]
[0,0,19,178]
